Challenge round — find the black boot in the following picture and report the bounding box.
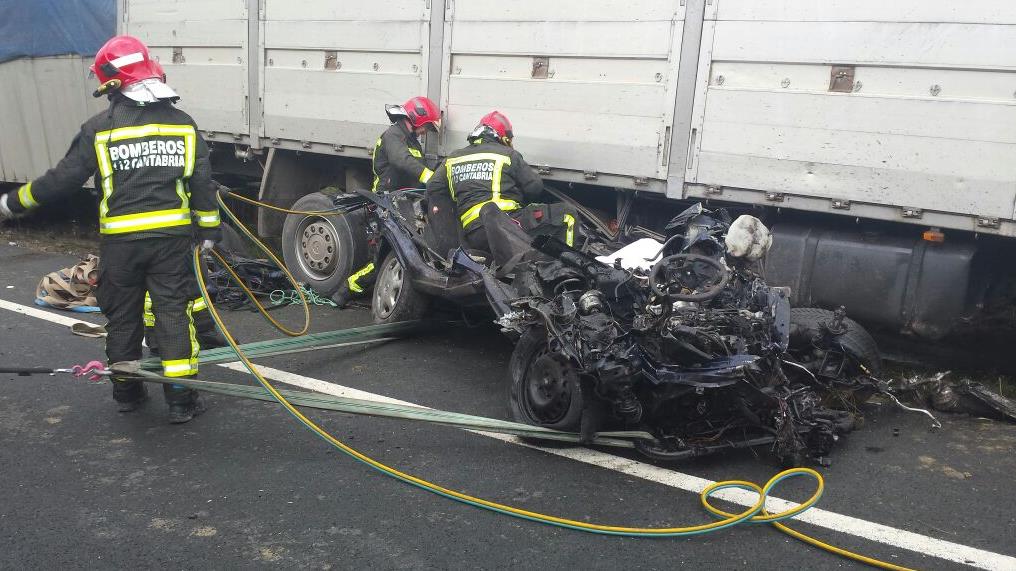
[111,379,148,412]
[164,384,206,424]
[330,286,352,309]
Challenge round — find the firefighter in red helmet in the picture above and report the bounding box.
[333,96,441,305]
[0,35,220,423]
[425,111,550,264]
[371,96,441,193]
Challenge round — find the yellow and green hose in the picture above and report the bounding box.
[196,191,915,569]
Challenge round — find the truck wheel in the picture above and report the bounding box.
[372,252,429,323]
[508,328,585,431]
[789,307,884,378]
[281,192,368,297]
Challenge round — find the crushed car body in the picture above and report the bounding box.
[339,190,935,464]
[497,204,888,464]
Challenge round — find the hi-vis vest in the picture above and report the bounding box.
[445,152,520,229]
[93,123,218,235]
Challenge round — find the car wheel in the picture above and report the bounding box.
[789,307,883,377]
[508,328,584,431]
[281,192,369,296]
[372,252,429,323]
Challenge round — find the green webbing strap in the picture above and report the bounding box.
[139,321,429,371]
[132,370,655,449]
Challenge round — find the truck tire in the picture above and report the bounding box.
[281,192,369,297]
[372,252,429,323]
[789,307,884,378]
[508,328,585,431]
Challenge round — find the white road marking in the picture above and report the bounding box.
[3,298,1014,570]
[0,298,101,328]
[219,364,1015,571]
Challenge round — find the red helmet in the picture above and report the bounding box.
[470,111,514,145]
[402,96,441,130]
[90,35,163,96]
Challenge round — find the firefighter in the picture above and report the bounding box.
[141,59,227,355]
[425,111,547,265]
[332,96,442,306]
[0,35,220,423]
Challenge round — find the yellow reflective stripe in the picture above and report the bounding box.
[563,214,576,247]
[94,123,196,217]
[183,132,195,177]
[187,299,200,369]
[143,291,155,327]
[147,296,205,325]
[94,123,196,142]
[419,168,434,184]
[445,161,456,201]
[408,147,423,158]
[194,209,220,228]
[94,139,114,217]
[457,154,514,228]
[100,208,192,234]
[17,182,38,209]
[162,358,198,377]
[459,199,520,228]
[445,152,512,216]
[347,262,376,293]
[176,179,189,210]
[370,137,383,192]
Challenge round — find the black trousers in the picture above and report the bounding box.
[462,205,536,267]
[97,237,200,384]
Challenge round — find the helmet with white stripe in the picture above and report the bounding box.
[91,35,177,102]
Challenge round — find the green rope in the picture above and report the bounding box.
[271,286,336,307]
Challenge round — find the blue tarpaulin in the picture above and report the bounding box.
[0,0,116,64]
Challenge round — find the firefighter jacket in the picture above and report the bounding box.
[371,122,434,192]
[4,95,220,242]
[426,135,544,230]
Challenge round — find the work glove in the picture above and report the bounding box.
[200,239,216,253]
[0,194,14,220]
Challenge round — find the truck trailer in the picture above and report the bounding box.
[3,1,1015,341]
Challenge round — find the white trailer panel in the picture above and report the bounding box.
[688,2,1016,231]
[260,0,430,152]
[0,56,105,183]
[442,0,685,180]
[122,0,249,136]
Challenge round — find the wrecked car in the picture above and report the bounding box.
[321,189,895,465]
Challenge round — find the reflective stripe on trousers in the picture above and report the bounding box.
[161,299,200,377]
[145,291,207,328]
[347,262,376,293]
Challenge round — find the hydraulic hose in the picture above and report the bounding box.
[198,191,915,568]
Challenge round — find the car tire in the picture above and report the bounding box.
[372,252,429,323]
[508,328,585,432]
[281,192,369,297]
[789,307,884,378]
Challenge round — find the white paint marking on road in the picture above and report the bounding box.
[217,363,1015,571]
[2,298,1013,570]
[0,298,100,328]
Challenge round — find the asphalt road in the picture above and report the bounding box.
[1,242,1014,570]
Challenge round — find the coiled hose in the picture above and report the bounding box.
[199,191,914,568]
